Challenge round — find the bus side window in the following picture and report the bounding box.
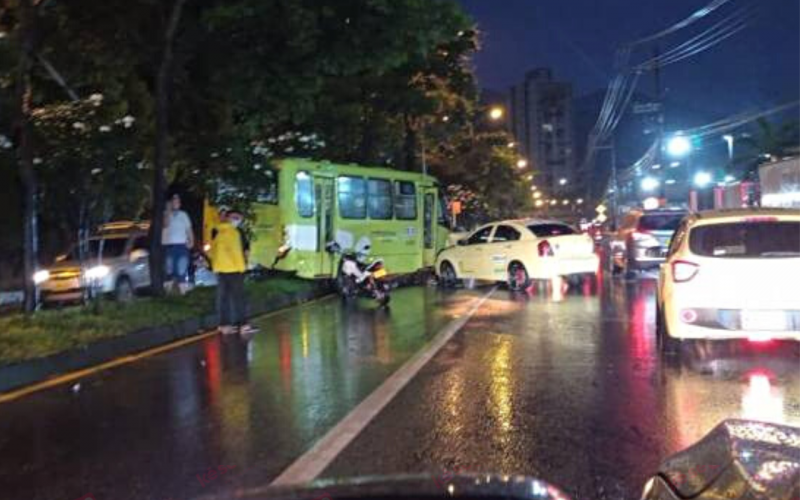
[338,176,367,219]
[438,193,449,227]
[296,172,315,217]
[395,181,417,220]
[368,178,393,220]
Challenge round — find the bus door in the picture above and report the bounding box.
[315,176,336,277]
[423,188,437,267]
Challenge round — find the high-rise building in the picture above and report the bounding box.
[508,68,576,193]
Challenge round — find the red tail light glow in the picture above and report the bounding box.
[680,309,698,324]
[538,240,554,257]
[672,260,699,282]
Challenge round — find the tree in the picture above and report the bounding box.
[148,0,189,295]
[736,118,800,180]
[3,0,43,313]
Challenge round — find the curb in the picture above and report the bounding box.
[0,283,332,395]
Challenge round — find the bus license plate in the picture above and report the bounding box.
[741,310,787,331]
[373,269,387,279]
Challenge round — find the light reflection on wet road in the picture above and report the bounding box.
[0,288,481,500]
[0,278,797,500]
[324,278,800,500]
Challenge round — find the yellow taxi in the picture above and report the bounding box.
[436,219,599,290]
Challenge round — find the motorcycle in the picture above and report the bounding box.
[325,241,391,307]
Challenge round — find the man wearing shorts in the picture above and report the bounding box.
[162,193,194,294]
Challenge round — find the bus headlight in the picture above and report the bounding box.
[33,270,50,285]
[85,265,110,280]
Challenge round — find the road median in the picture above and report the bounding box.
[0,277,331,395]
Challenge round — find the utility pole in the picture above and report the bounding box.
[653,44,666,202]
[595,142,618,229]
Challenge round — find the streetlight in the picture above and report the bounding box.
[489,106,505,121]
[507,141,516,148]
[533,191,543,199]
[641,176,660,192]
[559,178,568,186]
[535,199,544,208]
[722,134,734,161]
[694,171,713,188]
[667,135,692,158]
[516,159,528,169]
[576,198,584,205]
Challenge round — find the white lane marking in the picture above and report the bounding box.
[271,287,497,486]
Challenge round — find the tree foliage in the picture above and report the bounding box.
[0,0,533,291]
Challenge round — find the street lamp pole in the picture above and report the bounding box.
[595,143,618,229]
[420,124,427,177]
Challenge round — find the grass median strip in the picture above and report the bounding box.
[0,278,313,366]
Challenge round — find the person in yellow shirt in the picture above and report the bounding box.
[210,209,257,335]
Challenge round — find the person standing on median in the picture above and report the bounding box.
[210,209,258,335]
[163,193,195,295]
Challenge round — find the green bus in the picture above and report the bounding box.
[206,158,452,280]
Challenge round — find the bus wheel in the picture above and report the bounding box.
[439,262,458,289]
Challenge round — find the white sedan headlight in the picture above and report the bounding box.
[84,265,110,280]
[33,270,50,285]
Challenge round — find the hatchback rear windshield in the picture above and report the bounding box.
[528,224,576,237]
[689,221,800,258]
[638,214,685,231]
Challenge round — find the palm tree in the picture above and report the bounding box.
[736,118,800,180]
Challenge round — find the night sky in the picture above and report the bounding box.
[458,0,800,120]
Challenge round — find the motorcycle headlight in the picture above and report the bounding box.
[85,265,110,280]
[33,270,50,285]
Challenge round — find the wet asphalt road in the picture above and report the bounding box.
[0,278,798,500]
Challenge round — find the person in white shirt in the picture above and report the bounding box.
[162,193,194,294]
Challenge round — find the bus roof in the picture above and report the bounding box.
[275,158,440,185]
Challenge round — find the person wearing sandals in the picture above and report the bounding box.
[210,209,258,335]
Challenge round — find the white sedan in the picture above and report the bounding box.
[657,208,800,350]
[436,219,599,290]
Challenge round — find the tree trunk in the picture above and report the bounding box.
[14,0,39,313]
[148,0,188,295]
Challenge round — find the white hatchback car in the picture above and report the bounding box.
[656,209,800,350]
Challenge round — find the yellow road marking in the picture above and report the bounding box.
[0,293,333,405]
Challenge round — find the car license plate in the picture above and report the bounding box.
[373,268,387,279]
[741,310,787,331]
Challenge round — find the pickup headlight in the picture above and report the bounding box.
[84,265,110,280]
[33,270,50,285]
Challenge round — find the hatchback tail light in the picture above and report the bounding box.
[538,240,554,257]
[672,260,699,282]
